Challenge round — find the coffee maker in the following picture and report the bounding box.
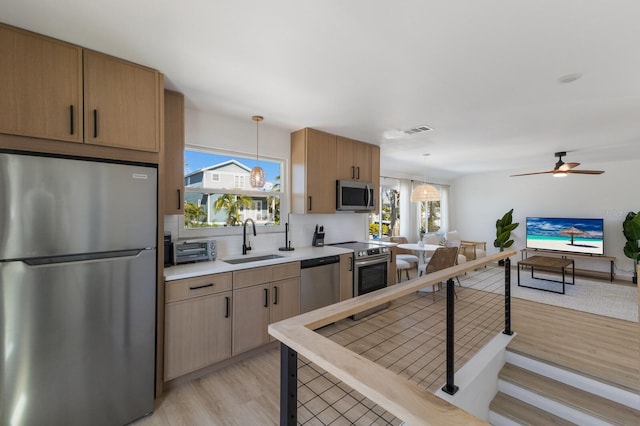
[312,224,325,247]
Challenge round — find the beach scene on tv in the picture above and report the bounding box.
[526,217,604,255]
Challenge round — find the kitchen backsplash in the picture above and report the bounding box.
[164,213,368,257]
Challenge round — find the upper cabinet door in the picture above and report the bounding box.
[164,90,185,215]
[0,24,83,143]
[336,136,373,182]
[83,50,161,152]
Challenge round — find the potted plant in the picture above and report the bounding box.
[494,209,519,265]
[622,211,640,284]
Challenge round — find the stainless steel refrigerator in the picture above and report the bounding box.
[0,152,157,426]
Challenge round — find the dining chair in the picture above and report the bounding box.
[418,246,459,301]
[389,236,419,274]
[444,239,466,286]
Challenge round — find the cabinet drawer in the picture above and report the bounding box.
[166,272,232,303]
[272,262,300,281]
[233,266,272,290]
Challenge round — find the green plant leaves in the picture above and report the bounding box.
[623,211,640,261]
[495,208,519,250]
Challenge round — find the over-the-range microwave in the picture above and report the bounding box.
[336,180,375,211]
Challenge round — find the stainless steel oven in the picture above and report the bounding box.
[354,253,390,296]
[331,242,391,319]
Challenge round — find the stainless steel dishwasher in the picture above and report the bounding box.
[300,255,341,313]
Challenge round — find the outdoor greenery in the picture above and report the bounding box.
[214,194,252,226]
[184,202,206,227]
[266,175,281,224]
[369,222,389,237]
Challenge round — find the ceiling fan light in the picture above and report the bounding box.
[552,171,567,178]
[411,184,440,202]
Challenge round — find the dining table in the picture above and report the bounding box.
[397,243,442,272]
[397,243,442,292]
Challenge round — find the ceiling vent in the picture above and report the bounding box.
[401,125,433,135]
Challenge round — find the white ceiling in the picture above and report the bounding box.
[4,0,640,180]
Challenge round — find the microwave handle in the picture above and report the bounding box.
[365,184,371,207]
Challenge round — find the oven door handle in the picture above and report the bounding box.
[355,256,389,267]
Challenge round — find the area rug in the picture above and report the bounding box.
[460,264,638,322]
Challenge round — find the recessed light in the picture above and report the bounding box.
[558,73,582,84]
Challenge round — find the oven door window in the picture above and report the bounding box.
[357,261,388,295]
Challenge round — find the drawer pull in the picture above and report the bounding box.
[189,283,214,291]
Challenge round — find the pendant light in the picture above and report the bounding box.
[410,154,440,202]
[249,115,265,188]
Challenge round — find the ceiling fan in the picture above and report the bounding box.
[510,151,605,177]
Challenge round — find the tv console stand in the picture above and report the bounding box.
[520,249,615,282]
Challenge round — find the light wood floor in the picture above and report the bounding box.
[136,275,638,425]
[510,297,640,393]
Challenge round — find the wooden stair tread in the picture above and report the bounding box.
[511,298,640,393]
[490,391,577,426]
[499,363,640,425]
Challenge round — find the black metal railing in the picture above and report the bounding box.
[276,254,514,425]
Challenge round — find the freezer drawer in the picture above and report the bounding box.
[0,249,156,426]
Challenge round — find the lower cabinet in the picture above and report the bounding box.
[164,262,301,381]
[339,253,353,301]
[164,273,233,381]
[232,263,300,355]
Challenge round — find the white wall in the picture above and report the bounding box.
[450,158,639,280]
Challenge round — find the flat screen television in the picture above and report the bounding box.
[526,217,604,255]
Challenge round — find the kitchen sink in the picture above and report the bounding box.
[223,254,285,264]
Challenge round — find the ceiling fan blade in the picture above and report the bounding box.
[558,162,580,171]
[510,170,554,177]
[566,169,604,175]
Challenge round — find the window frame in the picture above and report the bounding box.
[179,147,288,239]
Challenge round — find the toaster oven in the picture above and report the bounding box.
[173,239,217,264]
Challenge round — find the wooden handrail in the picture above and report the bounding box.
[269,251,516,426]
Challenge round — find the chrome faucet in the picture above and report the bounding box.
[242,218,256,255]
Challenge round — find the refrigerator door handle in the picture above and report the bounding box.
[20,248,151,266]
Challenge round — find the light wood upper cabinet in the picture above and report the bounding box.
[164,90,185,214]
[291,128,381,214]
[84,50,161,152]
[291,128,337,214]
[0,24,83,143]
[336,136,373,182]
[0,24,161,153]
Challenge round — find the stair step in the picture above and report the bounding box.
[499,363,640,425]
[490,391,576,426]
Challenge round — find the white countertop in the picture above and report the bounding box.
[164,245,354,281]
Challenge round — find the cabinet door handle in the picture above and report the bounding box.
[69,105,75,135]
[351,166,355,179]
[349,256,353,271]
[93,109,98,138]
[177,189,181,210]
[224,296,230,318]
[307,196,312,211]
[264,288,269,308]
[189,283,213,291]
[273,286,279,305]
[356,166,360,180]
